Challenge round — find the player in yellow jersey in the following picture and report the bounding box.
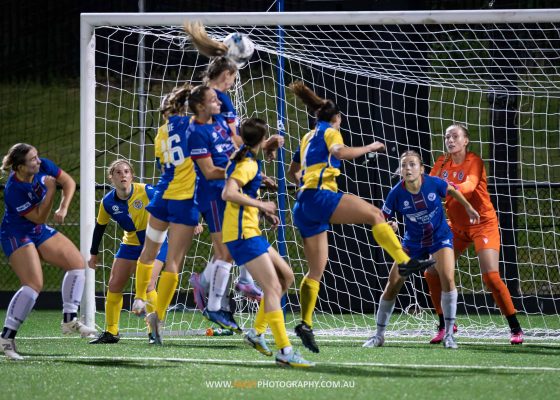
[133,85,199,345]
[88,159,168,344]
[287,82,435,353]
[222,118,313,367]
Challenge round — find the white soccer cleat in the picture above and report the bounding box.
[61,318,97,338]
[1,337,24,361]
[443,333,458,349]
[363,334,385,348]
[131,298,147,317]
[145,312,163,345]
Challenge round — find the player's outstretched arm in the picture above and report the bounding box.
[330,141,385,161]
[447,184,480,224]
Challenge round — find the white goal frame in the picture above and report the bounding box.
[80,9,560,329]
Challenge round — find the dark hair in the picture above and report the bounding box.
[289,81,340,123]
[204,56,237,83]
[2,143,35,174]
[400,150,423,165]
[167,84,192,115]
[231,118,268,162]
[187,85,212,116]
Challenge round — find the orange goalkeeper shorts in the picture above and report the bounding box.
[449,219,501,254]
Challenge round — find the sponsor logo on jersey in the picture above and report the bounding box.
[191,148,208,156]
[403,200,410,209]
[112,205,123,215]
[16,202,32,212]
[441,239,451,246]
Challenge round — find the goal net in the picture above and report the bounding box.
[80,11,560,339]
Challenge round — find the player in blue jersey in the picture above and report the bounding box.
[362,150,480,349]
[186,84,243,331]
[222,118,313,367]
[0,144,97,360]
[87,159,168,344]
[133,85,200,345]
[183,21,269,308]
[287,82,436,353]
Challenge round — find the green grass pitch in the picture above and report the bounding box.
[1,310,560,400]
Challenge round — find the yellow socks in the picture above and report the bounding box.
[300,276,320,327]
[135,261,154,300]
[156,271,178,321]
[372,223,410,264]
[254,298,268,335]
[146,289,158,314]
[266,309,291,350]
[105,291,123,335]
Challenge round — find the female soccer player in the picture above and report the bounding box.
[87,159,168,344]
[286,81,435,353]
[222,118,313,367]
[184,20,268,307]
[427,124,524,345]
[133,84,199,345]
[0,143,96,360]
[362,150,480,349]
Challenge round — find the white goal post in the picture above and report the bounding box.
[80,10,560,338]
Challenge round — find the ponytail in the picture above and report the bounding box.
[289,81,339,122]
[184,20,228,58]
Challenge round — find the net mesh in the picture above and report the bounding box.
[90,19,560,338]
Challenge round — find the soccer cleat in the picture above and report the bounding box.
[510,329,524,345]
[61,318,97,338]
[89,331,120,344]
[275,349,315,368]
[235,280,263,302]
[145,312,163,345]
[398,258,436,277]
[203,308,241,332]
[0,337,23,361]
[362,334,385,348]
[244,329,272,356]
[131,298,147,317]
[295,322,319,353]
[430,324,458,344]
[443,334,458,349]
[189,273,207,312]
[148,332,157,345]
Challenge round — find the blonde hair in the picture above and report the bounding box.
[2,143,34,174]
[183,20,228,58]
[433,123,470,177]
[107,159,134,179]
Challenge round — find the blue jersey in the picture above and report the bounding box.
[215,89,237,126]
[382,175,451,248]
[1,158,61,237]
[153,115,197,200]
[187,114,235,208]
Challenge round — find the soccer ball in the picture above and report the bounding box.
[223,33,255,68]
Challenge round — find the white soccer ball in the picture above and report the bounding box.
[223,33,255,67]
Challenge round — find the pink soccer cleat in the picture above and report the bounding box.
[430,324,458,344]
[510,330,524,345]
[235,280,263,302]
[189,272,207,312]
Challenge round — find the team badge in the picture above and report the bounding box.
[442,170,448,179]
[133,199,143,209]
[458,171,464,181]
[428,193,436,201]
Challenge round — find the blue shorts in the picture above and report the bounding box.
[199,198,226,234]
[116,241,168,263]
[146,191,199,226]
[225,236,271,266]
[0,224,58,258]
[293,189,344,238]
[403,235,454,260]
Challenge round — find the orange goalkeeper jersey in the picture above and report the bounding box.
[430,151,497,228]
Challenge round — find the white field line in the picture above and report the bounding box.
[22,354,560,373]
[15,336,560,346]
